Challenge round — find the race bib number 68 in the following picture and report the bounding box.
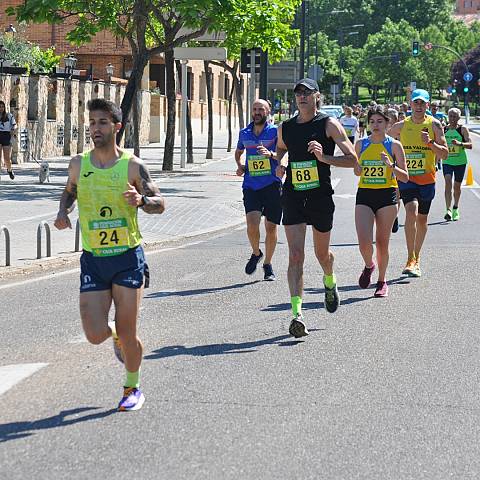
[291,160,320,191]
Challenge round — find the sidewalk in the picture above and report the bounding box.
[0,130,245,278]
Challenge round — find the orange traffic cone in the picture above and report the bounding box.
[466,164,474,186]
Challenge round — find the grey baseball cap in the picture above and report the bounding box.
[294,78,319,92]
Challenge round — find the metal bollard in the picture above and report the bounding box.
[37,221,51,259]
[1,225,11,266]
[74,219,81,252]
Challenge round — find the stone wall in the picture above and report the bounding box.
[78,81,93,154]
[0,73,150,162]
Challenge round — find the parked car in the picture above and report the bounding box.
[320,105,343,118]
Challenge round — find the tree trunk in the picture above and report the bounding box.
[187,102,193,163]
[132,90,140,157]
[175,60,194,164]
[163,49,176,171]
[204,60,213,159]
[233,74,245,130]
[227,78,235,152]
[117,50,148,149]
[212,60,244,130]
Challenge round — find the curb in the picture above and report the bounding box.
[0,218,246,283]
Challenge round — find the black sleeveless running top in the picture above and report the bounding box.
[282,113,335,196]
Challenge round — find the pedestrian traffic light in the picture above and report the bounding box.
[464,86,469,93]
[412,41,420,56]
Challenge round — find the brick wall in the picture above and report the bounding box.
[456,0,480,13]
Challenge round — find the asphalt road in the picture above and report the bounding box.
[2,152,480,479]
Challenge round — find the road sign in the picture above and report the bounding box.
[240,48,261,74]
[173,47,227,61]
[308,65,324,81]
[464,72,473,82]
[175,29,226,42]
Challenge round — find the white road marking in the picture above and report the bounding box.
[0,226,246,291]
[0,363,48,397]
[7,211,60,224]
[470,189,480,200]
[0,268,80,291]
[68,335,88,344]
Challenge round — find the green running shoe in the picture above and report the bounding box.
[452,208,460,221]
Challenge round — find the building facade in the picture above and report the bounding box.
[455,0,480,22]
[0,1,250,145]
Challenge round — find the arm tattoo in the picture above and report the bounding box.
[59,182,77,214]
[138,163,165,214]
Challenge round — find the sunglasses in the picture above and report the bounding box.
[294,89,315,97]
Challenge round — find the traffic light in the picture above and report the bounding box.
[464,86,469,93]
[412,41,420,56]
[451,87,457,94]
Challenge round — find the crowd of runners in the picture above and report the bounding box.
[50,78,472,411]
[235,79,472,338]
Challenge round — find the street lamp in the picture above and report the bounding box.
[64,54,77,78]
[106,63,114,83]
[0,44,7,77]
[300,6,347,79]
[338,24,364,104]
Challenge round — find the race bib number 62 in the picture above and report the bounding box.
[247,155,271,177]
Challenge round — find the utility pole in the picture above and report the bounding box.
[338,25,363,104]
[299,0,306,79]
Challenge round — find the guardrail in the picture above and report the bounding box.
[37,221,51,259]
[1,225,11,266]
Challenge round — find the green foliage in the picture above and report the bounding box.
[219,0,300,62]
[306,0,455,44]
[0,33,61,73]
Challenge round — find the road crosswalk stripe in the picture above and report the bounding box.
[0,363,48,397]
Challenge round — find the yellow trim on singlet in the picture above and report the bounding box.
[77,151,142,256]
[400,116,436,185]
[358,138,398,189]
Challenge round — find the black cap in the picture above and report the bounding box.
[294,78,319,92]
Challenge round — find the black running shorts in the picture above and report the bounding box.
[243,182,282,225]
[356,188,398,214]
[282,192,335,233]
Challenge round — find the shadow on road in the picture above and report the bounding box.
[145,280,261,298]
[264,276,410,311]
[0,407,117,443]
[145,333,305,359]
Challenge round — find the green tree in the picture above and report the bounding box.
[8,0,231,167]
[356,19,421,101]
[305,0,455,45]
[0,32,60,73]
[418,25,454,98]
[210,0,299,150]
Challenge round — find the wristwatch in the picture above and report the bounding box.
[139,195,147,207]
